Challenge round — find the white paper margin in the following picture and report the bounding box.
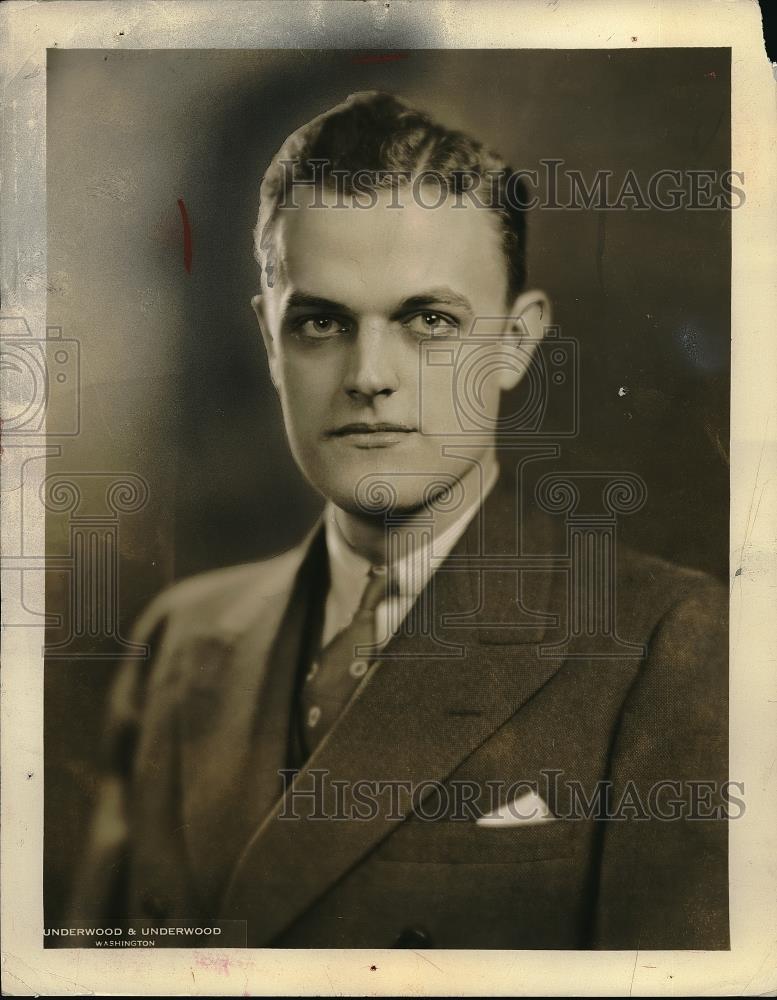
[1,0,775,995]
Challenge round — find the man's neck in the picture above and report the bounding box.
[332,451,499,566]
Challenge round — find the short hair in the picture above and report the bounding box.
[255,91,527,299]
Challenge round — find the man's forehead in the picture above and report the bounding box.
[270,185,508,309]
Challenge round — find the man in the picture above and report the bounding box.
[73,92,728,949]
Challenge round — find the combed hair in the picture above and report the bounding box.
[255,91,527,298]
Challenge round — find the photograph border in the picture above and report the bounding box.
[1,0,776,995]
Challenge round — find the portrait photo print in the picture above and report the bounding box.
[41,47,731,951]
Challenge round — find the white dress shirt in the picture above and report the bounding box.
[321,464,499,650]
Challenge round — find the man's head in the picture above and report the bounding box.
[252,91,549,516]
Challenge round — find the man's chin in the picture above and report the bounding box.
[324,484,431,519]
[301,452,471,518]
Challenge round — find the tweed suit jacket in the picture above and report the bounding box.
[71,478,729,949]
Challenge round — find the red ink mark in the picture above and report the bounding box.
[705,70,717,80]
[194,954,230,975]
[351,53,408,65]
[177,198,192,274]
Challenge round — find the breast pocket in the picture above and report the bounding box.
[376,815,579,865]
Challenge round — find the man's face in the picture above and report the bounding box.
[256,186,545,515]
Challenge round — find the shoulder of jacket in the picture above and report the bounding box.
[132,530,318,643]
[611,547,727,734]
[616,544,727,627]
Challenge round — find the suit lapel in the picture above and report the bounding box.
[178,527,327,907]
[218,479,568,944]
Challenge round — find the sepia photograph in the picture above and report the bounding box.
[1,1,776,995]
[45,45,732,951]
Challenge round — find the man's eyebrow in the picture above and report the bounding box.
[280,287,475,321]
[391,288,474,316]
[282,291,352,316]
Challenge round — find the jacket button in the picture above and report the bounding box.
[394,926,432,948]
[141,890,169,918]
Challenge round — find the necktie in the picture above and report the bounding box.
[299,566,392,756]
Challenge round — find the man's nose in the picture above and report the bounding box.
[343,322,400,402]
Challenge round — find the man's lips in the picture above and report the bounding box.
[326,422,416,438]
[325,422,417,449]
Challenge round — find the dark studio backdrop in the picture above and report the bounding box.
[44,48,730,922]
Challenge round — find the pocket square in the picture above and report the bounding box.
[475,789,556,828]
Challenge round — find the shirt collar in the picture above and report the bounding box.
[324,462,500,612]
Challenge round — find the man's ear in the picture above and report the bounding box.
[498,289,551,392]
[251,293,279,388]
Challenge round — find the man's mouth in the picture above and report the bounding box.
[326,422,417,448]
[328,422,415,437]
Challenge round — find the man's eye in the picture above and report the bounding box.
[403,311,459,338]
[296,316,349,339]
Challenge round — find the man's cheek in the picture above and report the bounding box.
[281,375,325,417]
[418,367,458,434]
